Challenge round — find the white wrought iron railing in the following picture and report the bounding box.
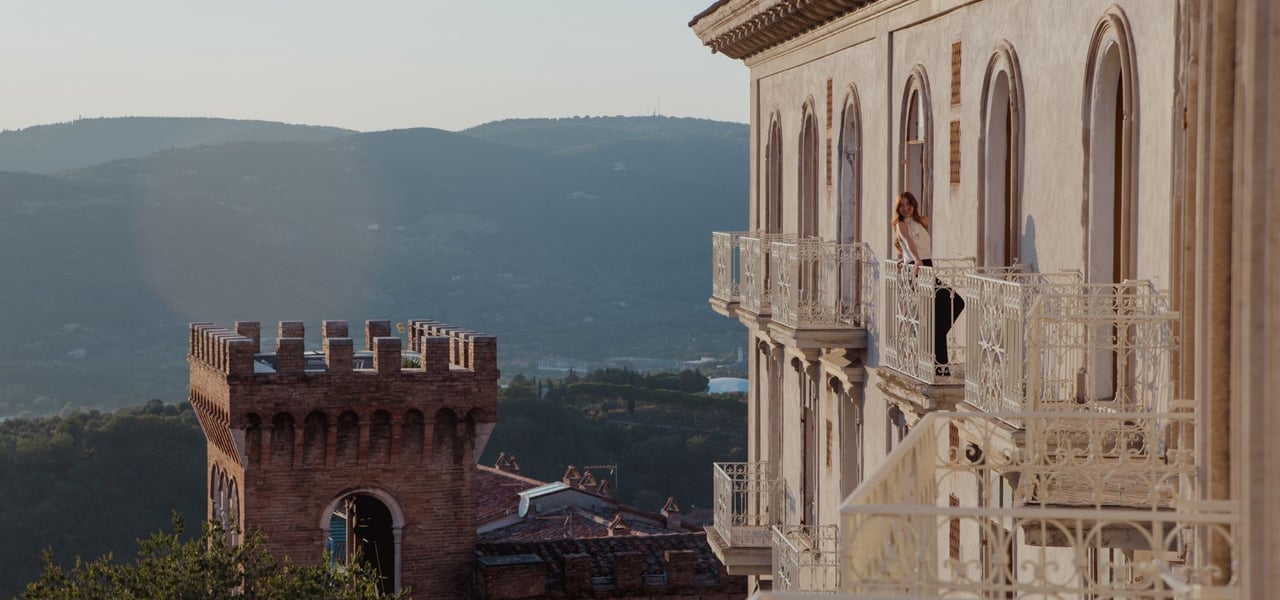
[770,240,875,331]
[883,259,1022,384]
[713,461,781,548]
[711,231,747,304]
[740,233,791,316]
[965,276,1178,423]
[840,410,1237,599]
[773,524,841,593]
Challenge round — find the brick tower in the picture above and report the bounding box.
[187,319,498,597]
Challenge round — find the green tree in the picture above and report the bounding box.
[22,518,403,600]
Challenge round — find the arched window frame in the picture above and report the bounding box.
[898,66,935,226]
[799,98,821,239]
[838,85,863,246]
[763,112,784,234]
[1082,7,1139,284]
[978,41,1026,267]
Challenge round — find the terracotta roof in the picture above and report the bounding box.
[479,505,681,543]
[476,532,724,580]
[476,464,547,525]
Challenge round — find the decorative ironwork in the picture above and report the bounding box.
[773,524,841,593]
[712,231,747,303]
[713,461,782,548]
[883,259,1020,384]
[770,240,876,330]
[964,275,1178,423]
[840,411,1238,599]
[740,233,791,315]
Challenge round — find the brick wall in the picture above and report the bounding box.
[189,319,499,598]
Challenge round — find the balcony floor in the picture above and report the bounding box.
[705,525,774,576]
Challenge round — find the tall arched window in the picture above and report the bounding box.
[980,43,1025,267]
[764,116,783,234]
[1084,10,1138,285]
[900,68,934,223]
[799,102,820,238]
[838,88,862,245]
[1083,9,1138,402]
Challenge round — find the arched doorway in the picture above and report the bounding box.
[980,43,1024,267]
[324,490,404,595]
[1083,9,1138,403]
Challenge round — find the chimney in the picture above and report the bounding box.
[607,514,630,537]
[661,496,682,530]
[494,452,521,474]
[562,465,581,488]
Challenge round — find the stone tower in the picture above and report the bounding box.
[187,319,498,597]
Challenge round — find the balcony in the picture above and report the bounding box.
[838,410,1238,599]
[767,239,874,350]
[879,259,1022,411]
[772,524,840,593]
[707,461,781,575]
[711,233,875,347]
[710,231,747,317]
[964,275,1178,424]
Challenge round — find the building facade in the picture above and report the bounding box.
[692,0,1276,597]
[188,318,498,597]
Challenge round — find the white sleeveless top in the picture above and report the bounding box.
[898,219,932,262]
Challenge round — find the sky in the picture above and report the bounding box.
[0,1,748,133]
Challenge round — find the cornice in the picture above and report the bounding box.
[691,0,878,60]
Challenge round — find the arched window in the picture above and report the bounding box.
[838,88,863,246]
[799,103,820,238]
[900,68,934,223]
[1084,9,1138,286]
[764,116,783,234]
[1083,8,1138,403]
[980,43,1025,267]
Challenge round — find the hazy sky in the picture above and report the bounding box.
[0,1,747,132]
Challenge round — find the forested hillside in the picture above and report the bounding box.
[0,116,747,416]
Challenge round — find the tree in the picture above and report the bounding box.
[22,517,403,600]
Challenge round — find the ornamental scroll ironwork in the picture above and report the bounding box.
[839,411,1237,599]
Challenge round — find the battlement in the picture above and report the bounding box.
[187,319,498,378]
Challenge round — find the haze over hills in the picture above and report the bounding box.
[0,117,355,174]
[0,116,747,416]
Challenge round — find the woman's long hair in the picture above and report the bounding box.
[892,191,929,256]
[892,191,929,229]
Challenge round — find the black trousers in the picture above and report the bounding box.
[919,259,966,365]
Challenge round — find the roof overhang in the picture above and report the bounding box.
[690,0,877,60]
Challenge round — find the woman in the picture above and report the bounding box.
[892,192,963,376]
[893,191,931,266]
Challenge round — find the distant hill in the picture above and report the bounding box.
[0,116,748,415]
[0,117,355,174]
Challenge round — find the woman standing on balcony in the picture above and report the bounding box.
[893,192,964,376]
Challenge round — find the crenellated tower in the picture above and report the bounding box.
[187,318,498,597]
